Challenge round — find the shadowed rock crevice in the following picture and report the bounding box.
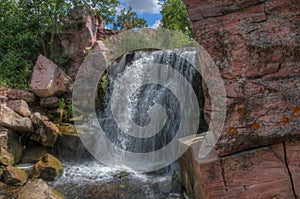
[283,142,297,199]
[220,158,228,192]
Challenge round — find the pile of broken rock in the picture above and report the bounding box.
[0,55,74,199]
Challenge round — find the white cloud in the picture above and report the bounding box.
[119,0,161,14]
[150,20,161,29]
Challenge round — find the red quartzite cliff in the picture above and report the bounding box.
[185,0,300,156]
[179,0,300,198]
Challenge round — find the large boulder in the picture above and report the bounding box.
[29,55,73,98]
[178,135,299,198]
[17,179,64,199]
[183,0,300,156]
[30,113,58,147]
[7,100,31,117]
[0,105,33,133]
[2,166,27,186]
[31,153,63,181]
[6,89,35,104]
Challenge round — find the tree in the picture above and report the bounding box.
[0,0,121,88]
[159,0,193,38]
[0,0,40,88]
[19,0,120,56]
[113,7,147,30]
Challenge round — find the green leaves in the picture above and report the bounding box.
[159,0,193,38]
[113,7,147,30]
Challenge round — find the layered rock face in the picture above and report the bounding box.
[184,0,300,156]
[179,135,300,199]
[60,7,120,80]
[180,0,300,198]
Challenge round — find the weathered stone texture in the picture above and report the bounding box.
[0,105,33,133]
[29,55,73,98]
[30,113,58,147]
[31,153,63,181]
[179,136,299,199]
[6,89,35,103]
[40,97,61,108]
[183,0,300,156]
[7,100,31,117]
[17,179,64,199]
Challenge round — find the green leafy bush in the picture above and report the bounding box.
[0,51,32,89]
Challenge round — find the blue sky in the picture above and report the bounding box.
[117,0,162,28]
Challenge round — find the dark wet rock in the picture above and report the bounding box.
[31,153,63,181]
[51,133,93,162]
[21,144,47,164]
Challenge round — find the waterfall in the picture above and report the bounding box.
[95,48,207,171]
[51,48,207,198]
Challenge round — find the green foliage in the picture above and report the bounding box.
[0,0,121,89]
[172,171,182,183]
[0,0,40,89]
[0,51,32,89]
[113,7,147,30]
[159,0,193,38]
[58,98,73,123]
[106,29,194,57]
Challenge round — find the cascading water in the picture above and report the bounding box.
[50,48,207,199]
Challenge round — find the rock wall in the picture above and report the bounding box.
[180,0,300,198]
[60,7,121,80]
[179,135,300,198]
[184,0,300,156]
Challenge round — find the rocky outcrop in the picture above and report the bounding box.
[7,100,31,117]
[31,153,63,181]
[178,135,300,198]
[17,179,64,199]
[60,7,119,80]
[180,0,300,198]
[60,7,99,80]
[183,0,300,156]
[0,105,33,133]
[29,55,73,98]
